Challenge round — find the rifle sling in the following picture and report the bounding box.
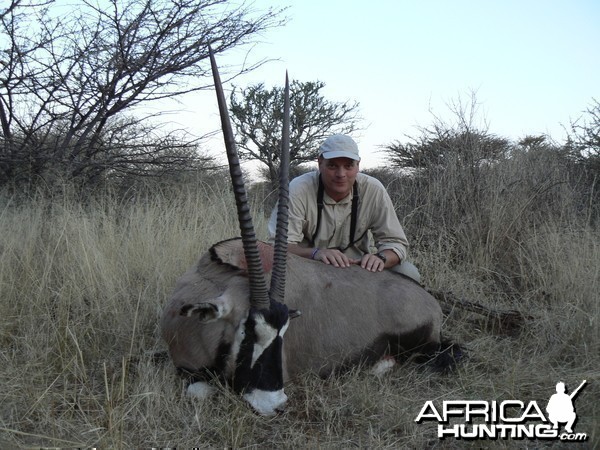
[310,175,359,251]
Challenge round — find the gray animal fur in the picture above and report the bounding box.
[161,239,443,381]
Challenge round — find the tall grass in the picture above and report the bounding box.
[0,157,598,447]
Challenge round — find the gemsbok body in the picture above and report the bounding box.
[161,49,457,416]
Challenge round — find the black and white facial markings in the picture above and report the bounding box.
[232,301,290,415]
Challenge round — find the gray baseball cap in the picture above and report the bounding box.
[318,135,361,161]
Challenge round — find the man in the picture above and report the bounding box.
[268,134,420,281]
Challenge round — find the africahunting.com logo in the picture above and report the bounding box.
[415,380,588,442]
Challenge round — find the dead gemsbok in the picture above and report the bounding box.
[160,49,460,416]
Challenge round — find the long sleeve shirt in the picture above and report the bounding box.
[268,171,409,262]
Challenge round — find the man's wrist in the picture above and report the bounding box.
[310,248,320,260]
[376,249,400,268]
[375,252,387,263]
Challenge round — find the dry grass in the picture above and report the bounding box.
[0,164,598,448]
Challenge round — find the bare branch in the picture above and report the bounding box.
[0,0,286,188]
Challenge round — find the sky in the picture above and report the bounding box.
[163,0,600,169]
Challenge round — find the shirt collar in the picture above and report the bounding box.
[323,190,352,205]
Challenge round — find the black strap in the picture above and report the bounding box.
[310,175,325,247]
[349,180,359,249]
[310,175,359,250]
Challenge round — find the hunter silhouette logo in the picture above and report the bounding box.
[415,380,589,442]
[546,380,586,433]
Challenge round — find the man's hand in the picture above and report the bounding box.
[288,245,398,272]
[313,248,355,268]
[360,253,385,272]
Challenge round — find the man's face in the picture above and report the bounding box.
[318,156,359,201]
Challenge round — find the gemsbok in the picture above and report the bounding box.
[160,49,460,416]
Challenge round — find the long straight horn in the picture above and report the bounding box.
[208,46,269,310]
[269,73,290,303]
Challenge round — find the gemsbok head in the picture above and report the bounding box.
[161,49,460,416]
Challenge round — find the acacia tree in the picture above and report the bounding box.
[384,94,509,170]
[384,129,509,170]
[0,0,284,187]
[229,80,361,184]
[382,96,513,242]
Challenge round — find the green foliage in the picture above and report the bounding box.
[229,80,361,183]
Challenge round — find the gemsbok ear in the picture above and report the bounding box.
[180,300,230,323]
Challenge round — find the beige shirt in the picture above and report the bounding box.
[268,171,408,261]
